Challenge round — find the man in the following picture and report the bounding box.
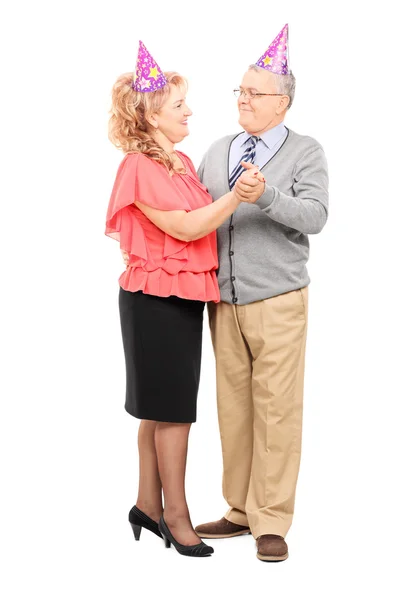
[195,24,329,561]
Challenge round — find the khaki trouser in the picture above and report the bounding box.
[208,287,308,539]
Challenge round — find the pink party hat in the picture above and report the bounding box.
[132,40,167,92]
[256,24,290,75]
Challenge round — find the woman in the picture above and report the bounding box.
[105,42,261,557]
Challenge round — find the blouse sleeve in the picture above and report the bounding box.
[105,153,192,262]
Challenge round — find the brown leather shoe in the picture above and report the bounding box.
[195,517,250,539]
[256,535,288,562]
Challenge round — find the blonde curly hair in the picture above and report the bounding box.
[108,71,187,172]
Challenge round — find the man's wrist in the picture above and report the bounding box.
[255,184,275,209]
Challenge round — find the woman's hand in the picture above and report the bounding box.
[121,249,129,267]
[239,161,266,183]
[234,161,266,204]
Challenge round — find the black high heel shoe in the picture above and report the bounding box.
[128,505,162,540]
[159,515,214,557]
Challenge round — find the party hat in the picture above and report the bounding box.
[132,40,167,92]
[256,24,290,75]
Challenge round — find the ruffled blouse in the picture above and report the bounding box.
[105,151,220,302]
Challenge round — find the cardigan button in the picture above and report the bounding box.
[232,297,238,303]
[229,251,234,256]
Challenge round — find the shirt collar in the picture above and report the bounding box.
[241,122,287,149]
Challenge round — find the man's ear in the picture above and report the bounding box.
[277,96,289,114]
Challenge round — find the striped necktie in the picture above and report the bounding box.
[229,135,260,190]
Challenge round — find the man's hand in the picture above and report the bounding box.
[234,160,266,204]
[121,249,129,267]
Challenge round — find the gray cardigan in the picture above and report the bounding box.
[197,127,329,304]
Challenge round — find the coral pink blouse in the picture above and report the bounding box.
[105,151,220,302]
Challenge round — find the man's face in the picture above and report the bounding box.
[237,69,287,134]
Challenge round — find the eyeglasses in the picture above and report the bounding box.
[233,88,285,100]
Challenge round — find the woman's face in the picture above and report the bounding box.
[151,85,193,144]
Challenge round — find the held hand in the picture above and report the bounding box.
[239,161,266,184]
[235,161,266,204]
[121,249,129,267]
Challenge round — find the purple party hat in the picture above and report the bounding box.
[132,40,167,92]
[256,24,290,75]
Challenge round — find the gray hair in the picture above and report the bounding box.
[248,64,296,109]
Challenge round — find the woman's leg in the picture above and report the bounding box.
[155,422,201,546]
[135,420,163,522]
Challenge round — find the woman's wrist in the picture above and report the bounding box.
[231,190,241,207]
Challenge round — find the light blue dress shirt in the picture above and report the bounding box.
[228,122,289,176]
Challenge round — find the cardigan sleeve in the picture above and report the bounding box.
[255,145,329,234]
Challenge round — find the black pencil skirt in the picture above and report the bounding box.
[118,288,205,423]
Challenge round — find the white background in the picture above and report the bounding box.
[1,0,399,598]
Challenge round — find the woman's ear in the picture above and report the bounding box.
[146,113,159,129]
